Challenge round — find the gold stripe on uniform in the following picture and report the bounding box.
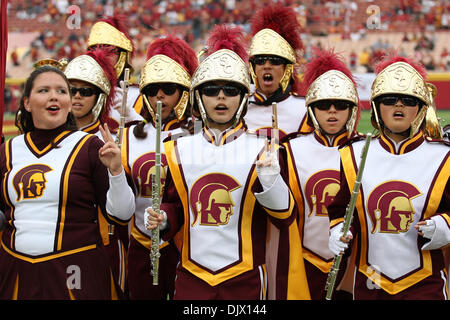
[57,134,92,251]
[2,241,97,263]
[340,144,434,295]
[423,156,450,220]
[25,131,71,156]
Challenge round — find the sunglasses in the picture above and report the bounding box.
[311,100,354,111]
[379,95,419,107]
[201,84,242,97]
[252,55,287,66]
[70,87,98,97]
[145,83,179,97]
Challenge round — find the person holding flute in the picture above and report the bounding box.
[122,34,198,300]
[327,54,449,300]
[145,25,309,300]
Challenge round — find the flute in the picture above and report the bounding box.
[115,68,130,150]
[271,102,278,154]
[150,101,162,285]
[325,133,372,300]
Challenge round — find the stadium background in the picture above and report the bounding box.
[3,0,450,139]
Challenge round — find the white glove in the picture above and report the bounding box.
[112,82,131,118]
[144,207,168,231]
[112,83,123,112]
[256,152,280,190]
[329,223,352,256]
[418,219,436,240]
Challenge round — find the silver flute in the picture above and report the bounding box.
[325,133,372,300]
[150,101,162,285]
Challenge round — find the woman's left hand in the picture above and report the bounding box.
[98,123,122,176]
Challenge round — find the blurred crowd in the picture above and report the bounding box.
[4,0,450,113]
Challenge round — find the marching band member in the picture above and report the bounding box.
[87,14,143,129]
[65,48,117,137]
[122,34,198,300]
[0,65,135,299]
[245,6,314,299]
[64,48,129,296]
[244,5,312,138]
[328,54,450,300]
[146,25,309,300]
[284,48,361,299]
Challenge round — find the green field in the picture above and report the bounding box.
[2,110,450,141]
[356,109,450,135]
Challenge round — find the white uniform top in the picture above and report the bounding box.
[122,123,185,243]
[5,131,135,257]
[163,123,294,286]
[287,132,347,272]
[340,134,449,294]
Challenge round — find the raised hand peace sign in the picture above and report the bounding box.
[98,123,123,176]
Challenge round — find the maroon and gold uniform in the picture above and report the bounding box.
[329,55,449,300]
[329,133,449,299]
[161,123,308,299]
[124,34,197,300]
[0,127,133,299]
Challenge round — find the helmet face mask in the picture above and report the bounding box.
[65,55,111,123]
[305,69,359,138]
[192,83,249,129]
[140,54,192,123]
[371,94,427,138]
[190,48,250,129]
[370,61,431,138]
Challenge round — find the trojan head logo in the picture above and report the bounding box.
[367,181,422,234]
[132,152,168,198]
[189,173,241,226]
[13,164,52,201]
[304,170,340,217]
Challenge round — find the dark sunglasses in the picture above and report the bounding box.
[379,95,419,107]
[252,55,287,66]
[70,87,98,97]
[201,84,242,97]
[145,83,179,97]
[311,100,354,111]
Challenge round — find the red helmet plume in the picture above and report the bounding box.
[303,48,357,89]
[206,24,248,62]
[375,52,427,79]
[251,5,304,52]
[146,35,198,76]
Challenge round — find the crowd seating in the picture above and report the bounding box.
[5,0,450,80]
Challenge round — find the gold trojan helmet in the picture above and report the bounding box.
[190,25,250,127]
[87,18,134,78]
[65,50,116,123]
[249,5,303,93]
[303,49,360,138]
[370,57,431,138]
[140,35,198,123]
